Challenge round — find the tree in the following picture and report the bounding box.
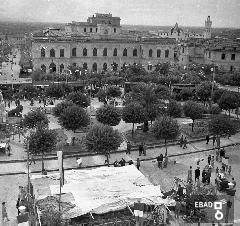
[85,124,123,164]
[45,84,65,98]
[152,116,180,155]
[218,91,239,118]
[179,88,193,101]
[53,101,75,117]
[31,69,44,81]
[19,85,40,100]
[122,102,147,137]
[96,89,107,103]
[212,89,225,103]
[106,86,122,99]
[183,101,203,131]
[167,100,182,117]
[22,109,49,129]
[26,127,57,172]
[58,105,90,133]
[209,115,236,136]
[96,105,121,126]
[209,104,222,115]
[66,91,90,108]
[196,82,212,104]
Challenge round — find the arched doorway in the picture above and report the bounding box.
[49,62,56,73]
[92,63,97,72]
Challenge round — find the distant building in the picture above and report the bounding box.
[31,13,176,73]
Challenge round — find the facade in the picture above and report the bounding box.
[31,14,176,73]
[158,16,212,41]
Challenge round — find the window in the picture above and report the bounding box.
[209,52,211,58]
[133,48,137,57]
[103,63,107,71]
[113,48,117,56]
[41,48,45,57]
[147,64,153,71]
[149,49,153,57]
[157,49,161,58]
[96,28,98,32]
[93,48,97,56]
[50,49,55,57]
[92,63,97,72]
[72,48,76,57]
[114,28,116,33]
[60,64,64,73]
[221,53,226,60]
[103,48,107,56]
[165,49,169,58]
[60,49,64,57]
[231,54,235,60]
[90,28,92,32]
[49,62,56,73]
[84,28,86,32]
[83,48,87,56]
[230,66,234,71]
[182,48,184,53]
[41,64,46,73]
[123,48,127,57]
[83,63,88,70]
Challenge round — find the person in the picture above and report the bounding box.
[113,160,119,167]
[139,142,144,156]
[183,137,187,149]
[228,165,232,175]
[76,157,82,168]
[176,184,184,197]
[187,166,193,183]
[220,148,225,162]
[216,135,220,149]
[119,158,126,166]
[126,141,131,154]
[2,202,9,222]
[195,167,200,182]
[29,153,36,165]
[231,177,236,189]
[213,135,216,146]
[8,101,10,108]
[179,135,184,147]
[227,129,231,139]
[143,142,147,156]
[157,154,164,169]
[206,134,210,144]
[215,167,219,175]
[136,158,140,170]
[175,199,181,219]
[208,155,211,165]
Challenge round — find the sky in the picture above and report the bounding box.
[0,0,239,28]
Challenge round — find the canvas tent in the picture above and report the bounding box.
[31,165,175,220]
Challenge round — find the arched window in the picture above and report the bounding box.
[83,63,88,70]
[123,48,127,57]
[83,48,87,56]
[72,48,76,57]
[93,48,97,56]
[49,62,56,73]
[41,48,45,57]
[60,49,64,57]
[41,64,46,73]
[157,49,161,58]
[133,48,137,57]
[165,49,169,58]
[103,63,107,71]
[103,48,107,56]
[50,49,55,57]
[92,63,97,72]
[60,64,64,73]
[149,49,153,57]
[113,48,117,56]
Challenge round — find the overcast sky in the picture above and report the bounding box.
[0,0,239,28]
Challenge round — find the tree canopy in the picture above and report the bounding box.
[167,100,182,118]
[53,101,76,117]
[58,105,90,132]
[96,105,121,126]
[106,86,122,99]
[66,91,90,108]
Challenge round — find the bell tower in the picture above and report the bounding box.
[204,16,212,39]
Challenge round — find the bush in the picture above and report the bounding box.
[167,100,182,117]
[96,105,121,126]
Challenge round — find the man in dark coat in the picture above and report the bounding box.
[195,167,200,182]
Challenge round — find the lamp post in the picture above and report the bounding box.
[210,66,215,109]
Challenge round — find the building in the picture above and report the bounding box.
[158,16,212,41]
[31,13,176,73]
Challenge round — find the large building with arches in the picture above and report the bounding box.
[31,13,176,74]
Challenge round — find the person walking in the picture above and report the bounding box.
[212,135,216,146]
[195,167,200,182]
[216,135,221,149]
[29,153,36,165]
[143,142,147,156]
[183,137,187,149]
[187,166,193,183]
[208,154,211,165]
[2,202,9,222]
[136,158,140,170]
[179,135,184,147]
[206,134,210,144]
[157,154,164,169]
[126,141,131,154]
[139,142,144,156]
[228,165,232,175]
[8,101,10,108]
